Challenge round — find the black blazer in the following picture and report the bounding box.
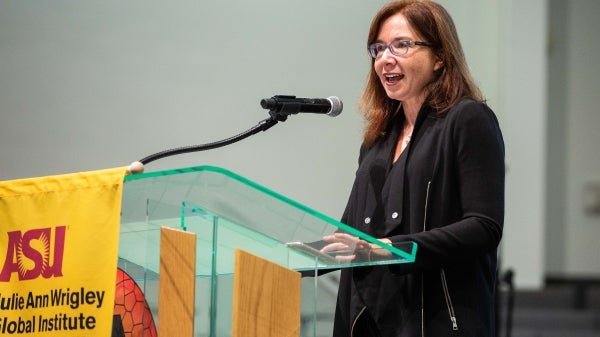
[334,99,505,337]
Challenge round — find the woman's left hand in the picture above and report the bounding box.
[320,233,372,262]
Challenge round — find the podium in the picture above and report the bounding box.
[118,165,417,337]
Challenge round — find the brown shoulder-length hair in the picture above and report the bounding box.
[360,0,484,145]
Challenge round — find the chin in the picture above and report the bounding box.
[385,92,404,101]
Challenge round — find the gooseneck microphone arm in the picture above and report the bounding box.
[138,116,280,165]
[137,95,342,166]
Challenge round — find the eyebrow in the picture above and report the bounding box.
[373,37,413,44]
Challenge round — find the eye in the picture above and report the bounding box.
[374,43,387,53]
[392,40,411,48]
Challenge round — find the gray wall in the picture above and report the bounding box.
[1,0,598,289]
[501,0,548,288]
[557,0,600,276]
[0,0,389,220]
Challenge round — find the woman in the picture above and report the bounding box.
[322,1,505,336]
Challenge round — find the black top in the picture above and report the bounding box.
[333,99,505,337]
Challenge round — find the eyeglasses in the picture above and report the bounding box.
[367,39,433,58]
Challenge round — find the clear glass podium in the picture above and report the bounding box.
[118,165,417,337]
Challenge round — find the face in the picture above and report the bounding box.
[373,13,442,109]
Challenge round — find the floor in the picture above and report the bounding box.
[497,274,600,337]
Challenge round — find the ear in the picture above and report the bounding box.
[433,57,444,71]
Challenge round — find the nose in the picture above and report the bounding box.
[379,47,397,64]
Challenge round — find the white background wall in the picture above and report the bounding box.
[0,0,388,220]
[1,0,598,289]
[501,0,548,288]
[561,0,600,276]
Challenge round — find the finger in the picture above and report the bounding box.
[334,255,356,263]
[333,233,356,241]
[321,242,350,253]
[322,235,337,242]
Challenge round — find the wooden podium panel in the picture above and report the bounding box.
[158,226,196,337]
[232,249,301,337]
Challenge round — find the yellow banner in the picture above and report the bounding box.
[0,167,126,337]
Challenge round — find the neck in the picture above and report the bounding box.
[400,97,425,125]
[401,103,420,126]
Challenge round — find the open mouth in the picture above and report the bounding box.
[384,73,404,84]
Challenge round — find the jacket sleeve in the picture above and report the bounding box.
[389,101,505,270]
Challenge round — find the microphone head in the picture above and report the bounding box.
[326,96,343,117]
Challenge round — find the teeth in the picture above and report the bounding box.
[385,74,403,82]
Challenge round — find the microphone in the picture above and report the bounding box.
[260,95,343,117]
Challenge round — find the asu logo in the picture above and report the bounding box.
[0,226,66,282]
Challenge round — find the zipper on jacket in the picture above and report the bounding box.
[423,180,459,332]
[423,181,431,232]
[421,181,431,337]
[351,306,367,337]
[441,269,459,331]
[420,272,425,337]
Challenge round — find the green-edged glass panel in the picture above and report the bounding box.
[118,165,417,337]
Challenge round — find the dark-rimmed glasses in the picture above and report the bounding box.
[368,39,433,58]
